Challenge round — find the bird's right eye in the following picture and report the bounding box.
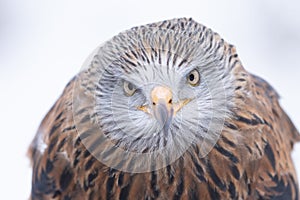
[123,81,136,96]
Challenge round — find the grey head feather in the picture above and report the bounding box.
[72,18,239,172]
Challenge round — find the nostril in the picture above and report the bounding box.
[153,102,156,105]
[168,99,172,104]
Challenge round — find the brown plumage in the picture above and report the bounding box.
[28,18,300,199]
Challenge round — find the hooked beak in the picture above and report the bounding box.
[151,86,173,131]
[138,86,191,130]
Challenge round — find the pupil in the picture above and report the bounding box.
[189,74,195,81]
[128,83,133,90]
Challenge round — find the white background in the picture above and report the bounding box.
[0,1,299,199]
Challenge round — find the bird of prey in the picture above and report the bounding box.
[28,18,300,199]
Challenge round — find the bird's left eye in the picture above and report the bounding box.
[123,81,136,96]
[187,69,200,86]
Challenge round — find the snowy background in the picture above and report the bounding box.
[0,1,299,199]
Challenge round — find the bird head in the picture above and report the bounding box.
[74,18,237,172]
